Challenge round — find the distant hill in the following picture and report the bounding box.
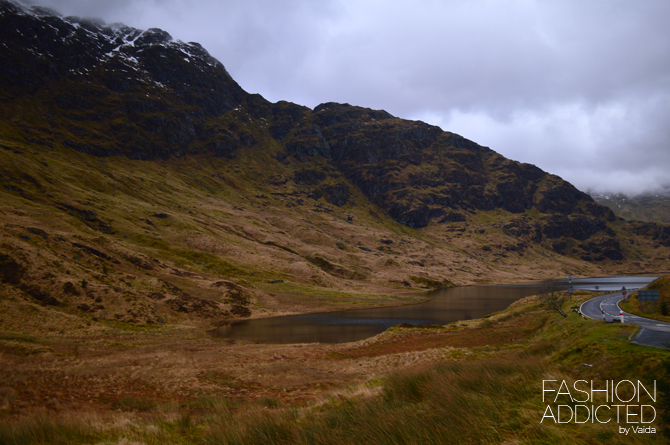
[1,0,669,330]
[589,190,670,224]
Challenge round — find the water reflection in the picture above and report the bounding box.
[211,285,545,344]
[561,276,656,292]
[210,276,658,344]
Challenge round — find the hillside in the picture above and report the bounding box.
[1,0,669,335]
[590,190,670,224]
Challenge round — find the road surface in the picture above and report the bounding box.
[580,292,670,349]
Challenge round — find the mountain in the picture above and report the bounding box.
[589,190,670,224]
[1,0,669,331]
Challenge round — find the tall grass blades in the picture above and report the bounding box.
[204,354,554,445]
[0,415,98,445]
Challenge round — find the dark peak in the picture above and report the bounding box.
[75,17,109,34]
[313,103,395,128]
[1,0,62,19]
[0,0,21,15]
[314,102,351,112]
[136,27,173,46]
[0,0,247,158]
[518,162,546,181]
[441,132,483,153]
[185,41,208,57]
[314,102,394,120]
[28,5,60,17]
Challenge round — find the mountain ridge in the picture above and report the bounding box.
[0,0,613,231]
[589,189,670,224]
[1,0,669,329]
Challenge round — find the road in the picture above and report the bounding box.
[580,292,670,349]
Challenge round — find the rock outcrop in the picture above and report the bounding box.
[0,0,646,262]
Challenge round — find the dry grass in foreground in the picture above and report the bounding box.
[2,290,670,444]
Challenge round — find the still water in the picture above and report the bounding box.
[211,276,657,344]
[560,276,656,292]
[211,285,544,344]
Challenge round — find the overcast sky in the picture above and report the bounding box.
[25,0,670,196]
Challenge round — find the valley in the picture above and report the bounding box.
[1,1,670,443]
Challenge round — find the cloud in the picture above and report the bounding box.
[430,95,670,195]
[26,0,670,195]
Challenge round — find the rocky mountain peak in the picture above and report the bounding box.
[0,0,248,159]
[3,0,661,264]
[135,27,173,46]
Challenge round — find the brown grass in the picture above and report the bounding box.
[1,291,668,444]
[2,137,670,443]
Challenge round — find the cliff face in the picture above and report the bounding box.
[0,0,632,264]
[267,101,613,229]
[0,0,246,159]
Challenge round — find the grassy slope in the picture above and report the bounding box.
[6,129,666,340]
[1,94,669,444]
[621,276,670,323]
[0,137,433,332]
[1,287,668,444]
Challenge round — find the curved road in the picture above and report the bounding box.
[580,292,670,349]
